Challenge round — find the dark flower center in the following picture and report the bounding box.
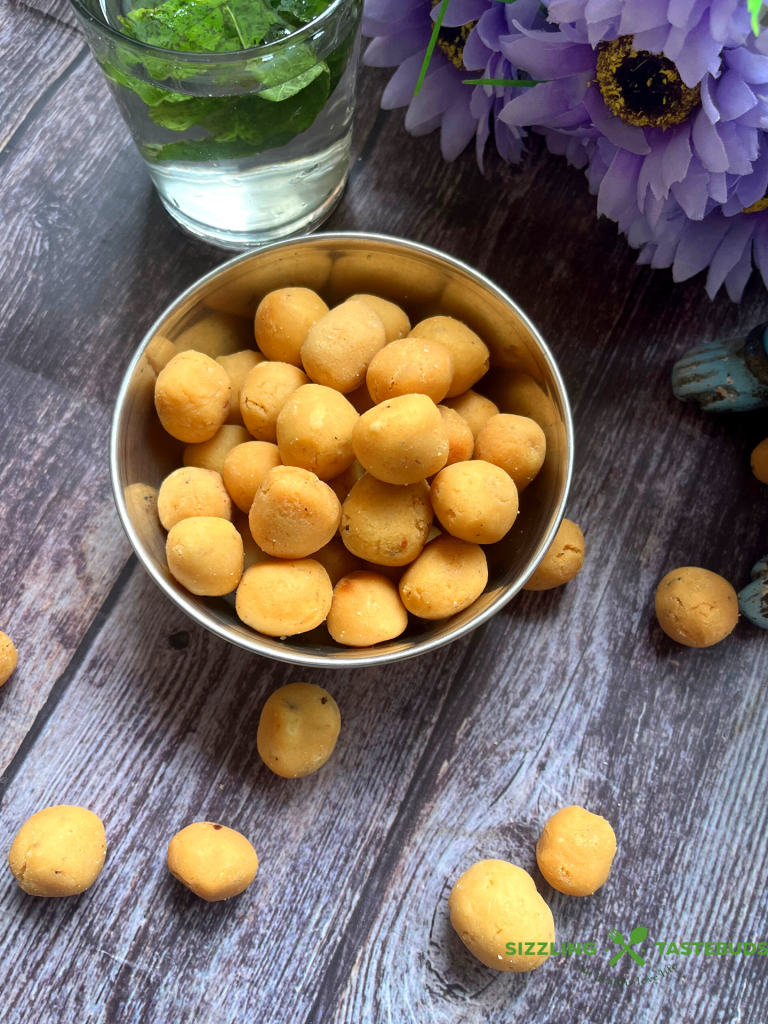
[596,37,700,129]
[431,0,476,71]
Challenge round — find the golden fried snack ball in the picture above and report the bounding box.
[8,805,107,897]
[443,390,500,439]
[366,338,454,405]
[254,288,329,367]
[276,384,359,481]
[301,300,387,393]
[155,351,231,443]
[431,462,518,544]
[236,559,332,636]
[536,805,617,897]
[352,394,449,485]
[349,294,411,343]
[341,474,432,566]
[157,467,232,531]
[523,519,585,591]
[327,460,365,504]
[145,334,176,374]
[327,571,409,646]
[223,441,282,514]
[312,536,362,586]
[438,405,474,466]
[655,566,738,648]
[257,682,341,778]
[751,437,768,483]
[486,370,557,431]
[216,349,265,425]
[474,414,546,492]
[166,517,244,597]
[399,536,488,619]
[183,424,251,477]
[449,860,554,972]
[0,632,18,687]
[240,361,309,442]
[167,822,258,902]
[249,466,341,559]
[409,316,489,397]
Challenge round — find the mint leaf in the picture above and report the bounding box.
[269,0,331,23]
[226,0,279,46]
[260,59,327,100]
[143,138,262,161]
[122,0,238,52]
[150,95,228,129]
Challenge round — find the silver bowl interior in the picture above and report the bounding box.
[111,234,573,667]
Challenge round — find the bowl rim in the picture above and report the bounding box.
[110,231,574,668]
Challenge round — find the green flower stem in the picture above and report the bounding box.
[413,0,449,98]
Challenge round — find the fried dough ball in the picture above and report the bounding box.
[167,822,258,902]
[655,566,738,648]
[430,462,518,544]
[223,441,282,514]
[311,536,362,586]
[166,517,243,596]
[449,860,554,972]
[523,520,584,591]
[8,805,107,897]
[0,631,18,687]
[536,805,617,897]
[301,300,386,393]
[155,351,231,443]
[254,288,329,367]
[327,571,408,646]
[145,334,176,374]
[399,536,488,619]
[352,394,449,485]
[239,361,309,442]
[485,370,557,431]
[438,405,474,466]
[443,390,499,439]
[157,467,232,531]
[327,460,365,504]
[249,466,341,558]
[174,311,253,359]
[183,424,251,477]
[276,384,359,481]
[349,294,411,343]
[474,414,546,492]
[409,316,489,397]
[235,559,332,636]
[341,475,432,566]
[751,437,768,483]
[257,682,341,778]
[366,338,454,405]
[216,350,265,425]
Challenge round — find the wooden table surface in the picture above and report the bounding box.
[3,2,768,1021]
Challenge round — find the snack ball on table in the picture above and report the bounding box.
[536,805,617,897]
[399,536,488,619]
[431,462,518,544]
[341,474,432,566]
[301,300,386,393]
[276,384,359,481]
[312,536,362,587]
[8,805,107,897]
[475,414,546,492]
[409,317,489,397]
[366,338,454,405]
[0,631,18,687]
[183,424,251,476]
[216,350,264,425]
[167,822,258,902]
[751,437,768,484]
[257,682,341,778]
[443,390,499,440]
[352,394,449,485]
[249,466,341,559]
[655,567,738,647]
[449,860,554,972]
[327,571,409,646]
[166,517,244,596]
[438,405,474,466]
[236,560,333,636]
[155,350,231,443]
[223,441,282,514]
[254,288,329,367]
[157,467,232,531]
[240,361,309,442]
[523,520,584,591]
[349,294,411,343]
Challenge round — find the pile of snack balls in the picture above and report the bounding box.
[147,287,585,645]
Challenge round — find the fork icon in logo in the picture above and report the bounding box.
[607,926,647,966]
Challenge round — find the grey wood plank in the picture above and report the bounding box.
[15,0,81,29]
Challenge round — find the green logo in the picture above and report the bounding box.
[608,926,647,967]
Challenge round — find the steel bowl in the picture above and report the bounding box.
[111,233,573,667]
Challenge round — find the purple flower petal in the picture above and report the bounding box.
[440,90,479,160]
[700,74,720,123]
[502,31,596,80]
[661,124,694,193]
[735,137,768,207]
[692,105,730,171]
[381,52,429,110]
[716,68,757,120]
[672,214,731,280]
[598,147,644,220]
[667,0,700,32]
[582,84,651,154]
[707,170,728,201]
[618,0,667,34]
[365,0,427,22]
[438,0,491,28]
[633,26,671,52]
[705,215,755,296]
[405,63,461,130]
[364,26,432,68]
[463,25,491,70]
[668,14,724,87]
[671,168,710,219]
[725,46,768,85]
[498,81,573,127]
[710,0,740,41]
[475,5,506,49]
[724,241,753,300]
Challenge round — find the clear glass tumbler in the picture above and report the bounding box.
[70,0,363,249]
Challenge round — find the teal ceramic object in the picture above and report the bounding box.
[672,323,768,412]
[738,557,768,629]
